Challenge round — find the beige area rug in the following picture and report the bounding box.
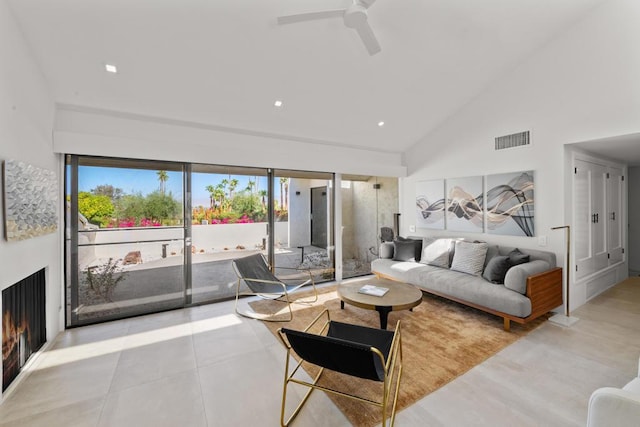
[251,285,546,427]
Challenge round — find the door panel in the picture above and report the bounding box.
[574,160,592,279]
[67,157,185,326]
[311,187,328,248]
[341,176,399,279]
[592,163,609,272]
[189,165,268,304]
[573,158,625,282]
[273,171,334,284]
[608,167,624,264]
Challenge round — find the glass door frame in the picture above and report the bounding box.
[65,155,336,327]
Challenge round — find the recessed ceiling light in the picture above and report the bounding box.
[377,121,385,127]
[105,64,118,73]
[274,100,283,107]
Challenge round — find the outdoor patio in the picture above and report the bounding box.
[71,245,356,324]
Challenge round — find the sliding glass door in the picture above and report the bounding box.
[67,156,186,326]
[66,156,336,326]
[189,164,269,304]
[341,175,399,279]
[273,170,335,283]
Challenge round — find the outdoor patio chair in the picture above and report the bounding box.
[277,309,403,427]
[231,253,318,322]
[380,226,395,243]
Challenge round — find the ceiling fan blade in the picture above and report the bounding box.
[355,21,381,55]
[277,9,345,25]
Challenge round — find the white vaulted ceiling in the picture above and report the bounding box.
[8,0,607,154]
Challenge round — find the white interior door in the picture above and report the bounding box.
[592,163,609,272]
[574,159,593,279]
[608,167,624,264]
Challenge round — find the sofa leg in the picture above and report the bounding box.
[503,318,511,332]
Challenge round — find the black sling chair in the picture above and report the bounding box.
[232,253,318,321]
[277,309,403,426]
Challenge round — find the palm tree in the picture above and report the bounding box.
[157,170,169,195]
[283,179,289,210]
[279,177,287,210]
[220,179,229,199]
[258,190,267,207]
[216,183,228,210]
[246,180,256,193]
[229,179,239,199]
[213,187,225,209]
[205,185,216,209]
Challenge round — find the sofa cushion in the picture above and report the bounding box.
[371,258,429,283]
[411,267,532,318]
[420,238,452,268]
[483,244,500,269]
[396,236,423,262]
[450,241,488,276]
[393,239,417,261]
[508,248,530,266]
[483,255,511,284]
[504,260,551,294]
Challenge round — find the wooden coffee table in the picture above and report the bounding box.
[337,277,423,329]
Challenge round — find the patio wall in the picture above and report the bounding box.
[80,222,288,268]
[191,222,288,250]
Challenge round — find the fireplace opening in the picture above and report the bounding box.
[2,268,46,392]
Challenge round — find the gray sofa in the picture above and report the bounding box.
[371,237,563,331]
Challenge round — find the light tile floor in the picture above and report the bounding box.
[1,279,640,426]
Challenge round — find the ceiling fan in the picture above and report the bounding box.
[277,0,381,56]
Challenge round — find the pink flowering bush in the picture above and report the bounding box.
[106,217,161,228]
[140,218,162,227]
[207,215,253,225]
[235,215,253,224]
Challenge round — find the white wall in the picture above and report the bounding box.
[53,107,407,178]
[401,0,640,310]
[288,179,311,248]
[0,0,60,398]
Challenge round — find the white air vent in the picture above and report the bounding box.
[495,131,530,150]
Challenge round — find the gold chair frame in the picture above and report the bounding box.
[277,309,403,426]
[232,253,318,322]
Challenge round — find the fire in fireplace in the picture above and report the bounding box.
[2,268,46,392]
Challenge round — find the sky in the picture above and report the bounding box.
[76,166,274,207]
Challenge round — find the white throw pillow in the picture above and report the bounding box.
[420,238,452,268]
[450,241,489,276]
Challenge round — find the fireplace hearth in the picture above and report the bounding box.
[2,269,46,392]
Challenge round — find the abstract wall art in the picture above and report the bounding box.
[446,176,484,232]
[415,179,445,229]
[3,159,58,241]
[486,170,535,237]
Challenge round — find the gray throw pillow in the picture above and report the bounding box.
[508,248,530,266]
[450,241,489,276]
[483,245,500,269]
[396,236,423,262]
[393,240,416,261]
[482,255,511,284]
